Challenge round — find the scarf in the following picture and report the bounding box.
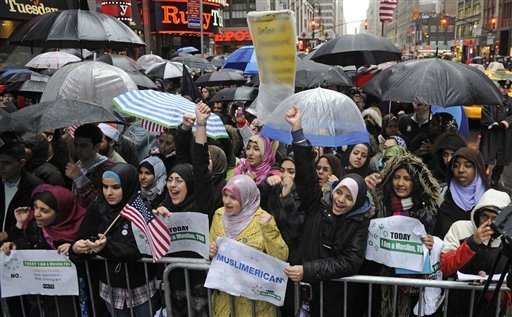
[235,135,275,184]
[139,156,167,203]
[222,175,260,239]
[389,196,414,216]
[450,172,486,211]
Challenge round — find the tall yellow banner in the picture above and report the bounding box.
[247,10,296,123]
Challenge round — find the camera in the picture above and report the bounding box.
[491,204,512,245]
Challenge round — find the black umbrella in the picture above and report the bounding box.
[195,70,247,87]
[0,109,26,132]
[5,72,50,98]
[210,86,258,103]
[171,56,216,73]
[7,99,125,132]
[363,58,504,107]
[8,10,145,50]
[312,34,402,67]
[295,60,352,89]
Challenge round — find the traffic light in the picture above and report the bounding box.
[440,17,447,28]
[491,17,497,29]
[364,20,368,30]
[310,19,317,29]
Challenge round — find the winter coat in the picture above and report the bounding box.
[0,170,43,240]
[480,97,512,165]
[209,207,288,317]
[441,189,512,316]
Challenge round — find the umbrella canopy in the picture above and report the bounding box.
[210,86,258,103]
[9,10,146,50]
[25,51,81,69]
[209,55,227,68]
[177,46,199,54]
[137,54,164,71]
[89,54,156,89]
[171,56,216,73]
[295,60,352,89]
[195,70,247,87]
[222,46,258,75]
[113,90,228,139]
[261,88,369,146]
[7,99,124,132]
[0,109,26,132]
[312,34,402,67]
[40,61,138,110]
[0,69,33,84]
[145,61,189,80]
[59,48,93,59]
[363,58,504,107]
[5,72,50,98]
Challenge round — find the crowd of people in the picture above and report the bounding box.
[0,60,512,317]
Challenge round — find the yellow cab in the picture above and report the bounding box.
[463,62,512,120]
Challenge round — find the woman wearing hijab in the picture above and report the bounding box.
[69,163,159,317]
[153,103,214,316]
[138,156,167,209]
[208,174,289,317]
[428,132,467,193]
[341,143,374,177]
[208,144,228,210]
[234,134,279,184]
[1,184,86,316]
[283,106,374,317]
[433,147,490,239]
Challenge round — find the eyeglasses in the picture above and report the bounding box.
[479,212,497,222]
[316,166,332,173]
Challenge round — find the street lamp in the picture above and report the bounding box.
[311,2,321,43]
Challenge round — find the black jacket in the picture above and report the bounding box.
[291,141,372,282]
[0,170,43,241]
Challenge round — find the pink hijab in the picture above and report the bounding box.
[235,135,276,184]
[26,184,86,249]
[222,175,260,239]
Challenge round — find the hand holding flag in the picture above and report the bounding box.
[120,194,171,262]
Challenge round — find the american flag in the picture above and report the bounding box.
[141,120,165,133]
[120,194,171,262]
[379,0,398,23]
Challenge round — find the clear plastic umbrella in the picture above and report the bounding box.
[137,54,164,71]
[25,51,81,69]
[261,88,369,147]
[40,61,138,111]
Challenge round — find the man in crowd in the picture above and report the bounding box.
[98,123,126,163]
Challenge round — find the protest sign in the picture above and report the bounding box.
[365,215,428,271]
[204,237,288,306]
[1,250,78,298]
[133,211,209,259]
[246,10,296,123]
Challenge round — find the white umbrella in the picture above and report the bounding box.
[137,54,165,70]
[25,51,81,69]
[40,61,138,110]
[145,61,190,79]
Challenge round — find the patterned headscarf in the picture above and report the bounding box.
[235,135,276,184]
[222,175,260,239]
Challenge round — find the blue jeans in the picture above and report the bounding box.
[104,295,160,317]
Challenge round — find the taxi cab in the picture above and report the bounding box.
[463,62,512,120]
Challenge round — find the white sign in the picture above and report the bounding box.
[365,216,428,271]
[132,212,209,259]
[1,250,78,298]
[204,237,289,306]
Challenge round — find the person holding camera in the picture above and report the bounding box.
[440,188,512,317]
[480,79,512,189]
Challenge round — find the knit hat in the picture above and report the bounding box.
[98,123,119,141]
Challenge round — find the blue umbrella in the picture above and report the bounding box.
[113,90,228,139]
[222,46,258,75]
[177,46,199,54]
[431,105,469,140]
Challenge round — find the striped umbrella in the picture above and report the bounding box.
[113,90,228,139]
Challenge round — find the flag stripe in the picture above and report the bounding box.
[380,0,397,23]
[120,195,171,262]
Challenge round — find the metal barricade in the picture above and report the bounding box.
[2,256,511,317]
